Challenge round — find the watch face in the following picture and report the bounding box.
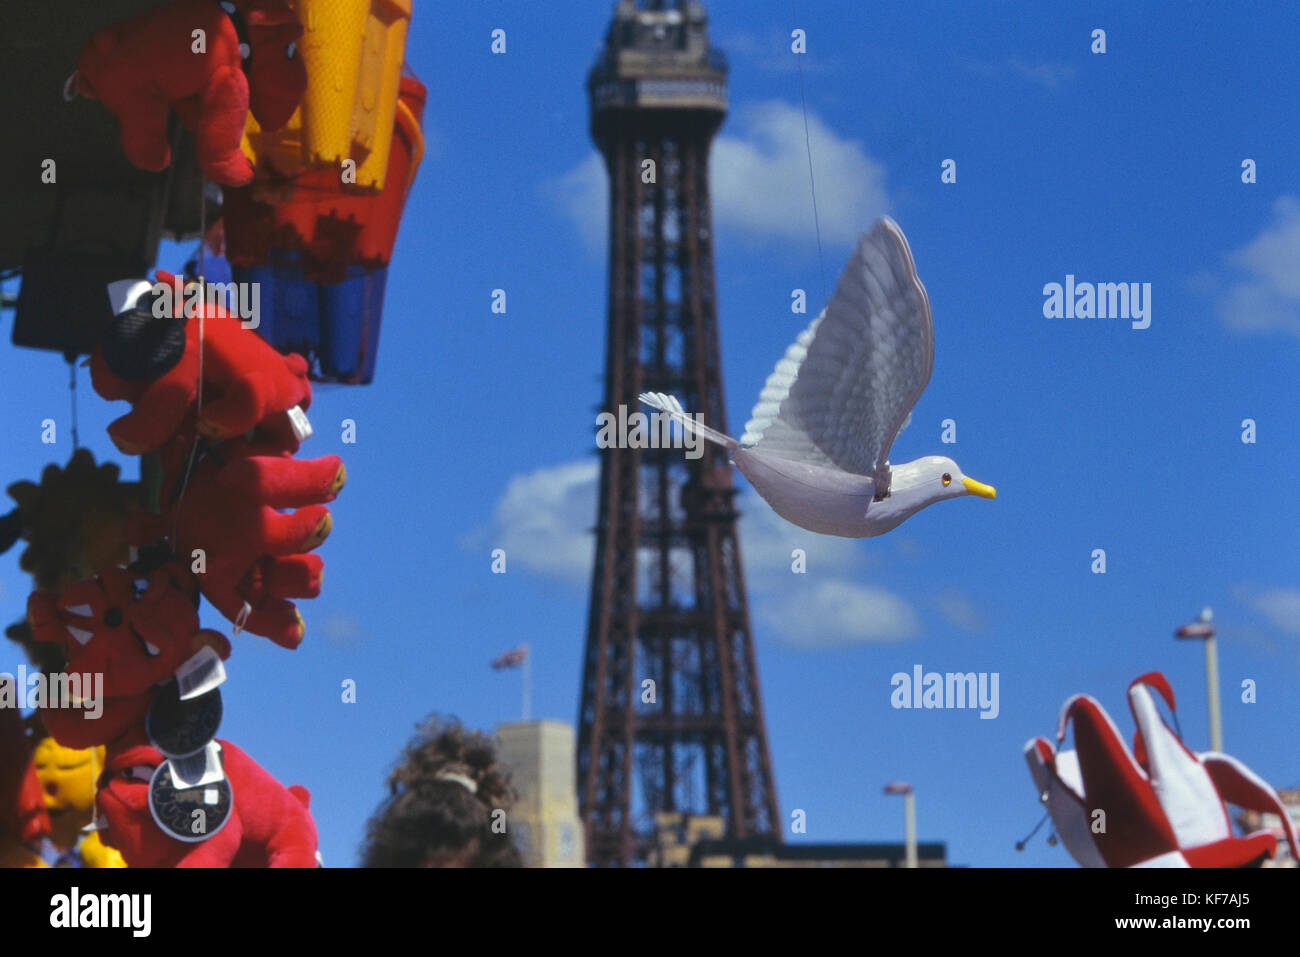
[147,681,222,759]
[148,763,232,843]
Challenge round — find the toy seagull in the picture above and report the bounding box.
[640,217,994,538]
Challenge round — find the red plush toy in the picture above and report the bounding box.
[28,564,318,868]
[240,1,308,131]
[71,0,306,187]
[0,708,50,867]
[92,270,314,456]
[29,563,228,749]
[91,270,343,647]
[128,435,341,648]
[96,730,319,868]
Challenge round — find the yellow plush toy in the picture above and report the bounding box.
[32,737,127,868]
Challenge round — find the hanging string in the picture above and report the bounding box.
[196,181,207,418]
[67,357,79,450]
[172,177,209,545]
[792,0,827,305]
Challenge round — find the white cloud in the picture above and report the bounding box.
[545,100,889,254]
[320,612,363,650]
[478,460,599,587]
[934,590,987,633]
[1236,585,1300,636]
[474,458,918,648]
[960,57,1076,90]
[758,579,919,647]
[733,494,870,582]
[738,498,913,646]
[712,101,889,245]
[1008,59,1075,89]
[1212,196,1300,338]
[543,152,607,256]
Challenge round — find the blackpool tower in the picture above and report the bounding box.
[577,0,781,867]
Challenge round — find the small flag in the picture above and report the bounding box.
[492,646,528,670]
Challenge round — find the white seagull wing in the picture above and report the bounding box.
[740,217,934,479]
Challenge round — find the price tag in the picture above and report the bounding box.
[175,646,227,701]
[287,405,312,442]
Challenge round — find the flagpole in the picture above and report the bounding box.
[521,643,531,722]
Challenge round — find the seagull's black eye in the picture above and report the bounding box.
[941,473,952,487]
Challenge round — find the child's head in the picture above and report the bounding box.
[362,716,522,868]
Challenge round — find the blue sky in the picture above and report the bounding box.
[3,0,1299,867]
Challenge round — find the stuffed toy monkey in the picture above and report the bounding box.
[30,562,229,749]
[92,270,315,457]
[91,271,343,647]
[28,564,317,867]
[71,0,305,186]
[97,729,319,868]
[126,435,339,648]
[240,0,308,131]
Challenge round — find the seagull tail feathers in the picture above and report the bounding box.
[637,392,738,450]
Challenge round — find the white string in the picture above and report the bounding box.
[197,179,206,419]
[172,178,208,545]
[792,0,827,304]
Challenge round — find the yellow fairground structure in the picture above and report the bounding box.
[243,0,413,192]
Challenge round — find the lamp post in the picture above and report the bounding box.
[1175,607,1221,753]
[521,642,531,722]
[884,781,917,868]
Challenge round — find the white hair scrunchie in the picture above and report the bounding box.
[434,770,479,794]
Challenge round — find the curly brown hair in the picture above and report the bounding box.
[361,715,523,868]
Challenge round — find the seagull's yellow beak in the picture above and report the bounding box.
[962,476,996,499]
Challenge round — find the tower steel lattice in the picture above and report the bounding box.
[577,0,780,867]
